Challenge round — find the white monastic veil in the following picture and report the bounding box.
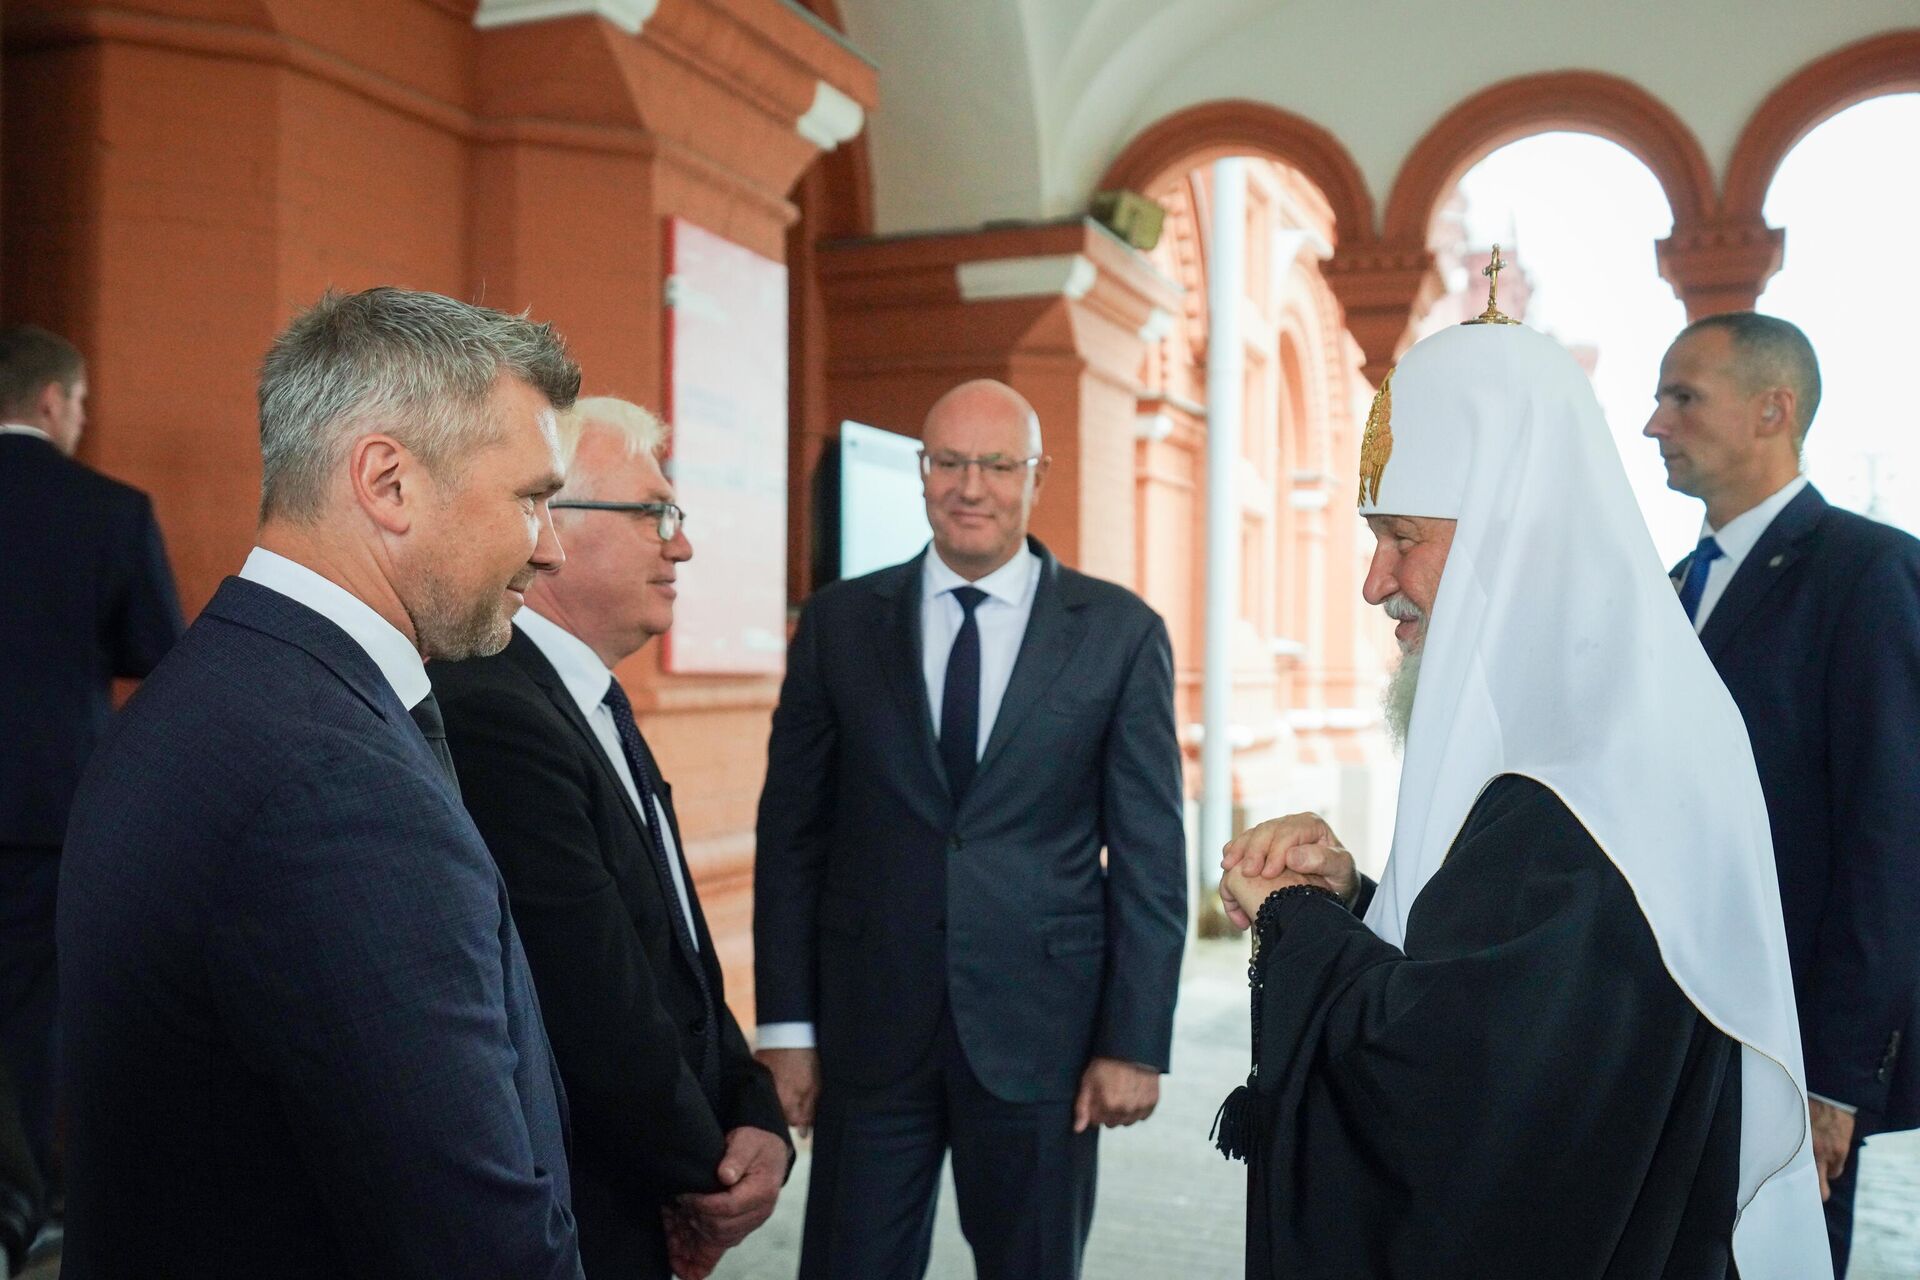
[1357,322,1829,1279]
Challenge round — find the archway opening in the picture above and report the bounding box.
[1417,131,1694,560]
[1757,93,1920,534]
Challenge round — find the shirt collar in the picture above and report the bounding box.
[513,607,618,718]
[921,541,1039,607]
[1703,474,1809,566]
[0,423,53,443]
[237,547,431,709]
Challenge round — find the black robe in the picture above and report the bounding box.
[1231,774,1742,1280]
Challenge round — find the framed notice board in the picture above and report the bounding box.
[659,217,789,675]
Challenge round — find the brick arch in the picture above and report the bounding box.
[1383,70,1715,243]
[1100,99,1375,247]
[1724,30,1920,222]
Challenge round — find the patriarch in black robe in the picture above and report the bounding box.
[1214,307,1828,1280]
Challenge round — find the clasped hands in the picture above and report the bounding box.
[1218,811,1360,929]
[661,1124,788,1280]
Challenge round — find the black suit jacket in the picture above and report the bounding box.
[59,578,581,1279]
[1675,484,1920,1130]
[434,627,787,1279]
[0,433,182,848]
[754,538,1188,1103]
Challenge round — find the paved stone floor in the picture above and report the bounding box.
[721,937,1920,1280]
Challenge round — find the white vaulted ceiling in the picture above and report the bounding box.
[834,0,1918,235]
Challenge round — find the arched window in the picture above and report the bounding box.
[1757,94,1920,534]
[1417,132,1695,560]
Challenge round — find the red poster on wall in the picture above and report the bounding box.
[659,217,789,675]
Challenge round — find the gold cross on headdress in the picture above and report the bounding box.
[1462,243,1520,326]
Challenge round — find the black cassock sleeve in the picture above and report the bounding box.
[1236,774,1742,1280]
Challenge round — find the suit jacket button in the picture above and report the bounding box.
[690,1017,707,1036]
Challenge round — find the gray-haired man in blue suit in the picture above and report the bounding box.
[58,288,586,1279]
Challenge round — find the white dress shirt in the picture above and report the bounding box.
[515,607,698,951]
[0,423,53,442]
[238,547,430,709]
[1689,475,1809,632]
[920,543,1042,757]
[757,544,1043,1052]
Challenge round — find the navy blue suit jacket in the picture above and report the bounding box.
[0,433,182,848]
[58,577,583,1279]
[754,539,1188,1103]
[1676,485,1920,1130]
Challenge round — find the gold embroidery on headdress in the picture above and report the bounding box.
[1358,369,1393,506]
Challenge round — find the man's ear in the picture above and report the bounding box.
[350,433,416,535]
[1031,454,1052,498]
[34,380,63,425]
[1757,388,1797,439]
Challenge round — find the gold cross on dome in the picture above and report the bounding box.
[1463,243,1520,326]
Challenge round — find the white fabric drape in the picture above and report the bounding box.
[1359,322,1828,1280]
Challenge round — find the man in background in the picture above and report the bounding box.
[435,397,789,1280]
[59,288,585,1279]
[1648,312,1920,1275]
[754,379,1187,1280]
[0,324,183,1272]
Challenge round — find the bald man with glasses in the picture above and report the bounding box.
[754,379,1187,1280]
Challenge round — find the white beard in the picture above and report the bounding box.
[1384,646,1421,750]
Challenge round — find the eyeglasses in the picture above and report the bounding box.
[917,451,1044,482]
[549,499,685,541]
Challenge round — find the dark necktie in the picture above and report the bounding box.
[1676,534,1725,623]
[940,586,988,803]
[601,677,721,1099]
[409,691,461,798]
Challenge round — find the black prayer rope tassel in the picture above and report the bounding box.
[1212,1081,1256,1161]
[1214,885,1337,1163]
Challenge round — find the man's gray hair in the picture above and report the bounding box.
[1681,311,1823,442]
[258,287,581,520]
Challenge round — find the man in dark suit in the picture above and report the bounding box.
[434,396,790,1280]
[0,324,184,1270]
[754,379,1188,1279]
[58,287,588,1279]
[1648,311,1920,1275]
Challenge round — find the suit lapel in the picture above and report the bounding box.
[874,552,952,806]
[505,631,708,979]
[974,543,1086,784]
[1699,485,1828,659]
[507,631,655,854]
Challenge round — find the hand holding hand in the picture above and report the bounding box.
[1218,813,1357,930]
[1809,1097,1856,1202]
[677,1125,788,1248]
[1072,1057,1160,1133]
[755,1046,820,1137]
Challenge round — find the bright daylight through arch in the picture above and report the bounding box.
[1759,93,1920,536]
[1437,132,1696,563]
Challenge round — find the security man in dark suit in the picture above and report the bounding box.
[1648,311,1920,1276]
[434,396,790,1280]
[754,379,1188,1279]
[0,324,183,1269]
[58,288,587,1279]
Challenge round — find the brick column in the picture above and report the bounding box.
[1655,217,1786,320]
[1319,239,1444,387]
